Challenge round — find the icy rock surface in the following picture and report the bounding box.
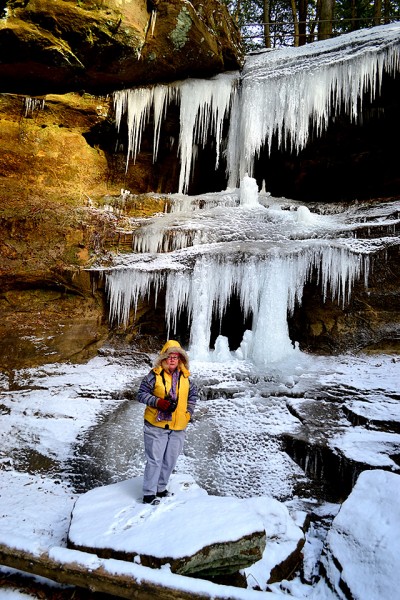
[321,469,400,600]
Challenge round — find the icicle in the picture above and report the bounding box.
[105,270,165,326]
[176,73,237,193]
[150,9,157,37]
[113,72,237,192]
[24,97,45,116]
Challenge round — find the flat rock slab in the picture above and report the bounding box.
[68,474,267,577]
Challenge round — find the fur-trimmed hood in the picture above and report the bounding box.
[153,340,190,371]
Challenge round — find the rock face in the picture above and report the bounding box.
[0,93,119,369]
[0,0,243,370]
[0,0,243,95]
[289,243,400,355]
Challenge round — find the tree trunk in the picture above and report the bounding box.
[290,0,300,46]
[373,0,382,24]
[350,0,357,31]
[384,0,390,23]
[0,543,229,600]
[298,0,308,46]
[318,0,333,40]
[263,0,271,48]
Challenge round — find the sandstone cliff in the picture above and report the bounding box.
[0,0,242,369]
[0,0,242,95]
[0,4,399,369]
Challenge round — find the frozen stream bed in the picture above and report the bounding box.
[0,347,399,598]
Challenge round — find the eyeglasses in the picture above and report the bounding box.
[167,355,180,360]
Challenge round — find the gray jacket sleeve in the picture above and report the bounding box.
[187,378,198,417]
[137,371,159,408]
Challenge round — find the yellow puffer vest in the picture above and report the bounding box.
[144,365,191,430]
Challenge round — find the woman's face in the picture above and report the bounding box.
[165,353,180,372]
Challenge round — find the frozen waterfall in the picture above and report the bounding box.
[103,237,368,367]
[113,23,400,192]
[113,73,237,194]
[95,189,400,366]
[227,23,400,185]
[102,25,400,367]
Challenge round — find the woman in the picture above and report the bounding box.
[137,340,198,504]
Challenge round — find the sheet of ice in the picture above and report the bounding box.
[0,356,142,465]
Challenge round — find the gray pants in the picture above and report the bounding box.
[143,421,186,496]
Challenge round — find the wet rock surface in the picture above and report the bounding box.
[283,376,400,501]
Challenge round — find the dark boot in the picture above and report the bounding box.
[143,495,160,505]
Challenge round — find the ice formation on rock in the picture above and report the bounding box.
[113,23,400,192]
[113,73,237,193]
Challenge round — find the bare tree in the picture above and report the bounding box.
[298,0,308,45]
[290,0,300,45]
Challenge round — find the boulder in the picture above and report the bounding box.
[321,469,400,600]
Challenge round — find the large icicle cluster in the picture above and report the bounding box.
[104,244,368,366]
[227,23,400,185]
[113,72,237,194]
[113,23,400,192]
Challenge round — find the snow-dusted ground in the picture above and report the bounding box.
[0,348,399,598]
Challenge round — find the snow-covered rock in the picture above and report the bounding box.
[321,469,400,600]
[67,474,304,581]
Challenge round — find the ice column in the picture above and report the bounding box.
[239,174,259,206]
[177,73,237,193]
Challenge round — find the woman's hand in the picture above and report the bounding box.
[156,397,171,411]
